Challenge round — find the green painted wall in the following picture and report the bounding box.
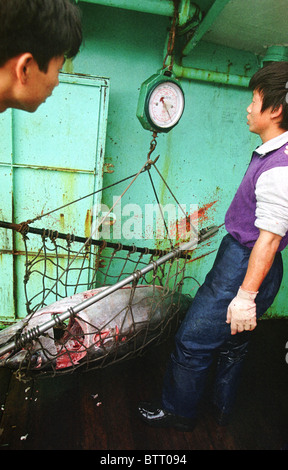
[1,2,287,321]
[65,2,287,318]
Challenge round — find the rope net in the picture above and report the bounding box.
[0,224,200,379]
[0,137,219,380]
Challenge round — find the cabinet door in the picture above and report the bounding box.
[0,73,109,323]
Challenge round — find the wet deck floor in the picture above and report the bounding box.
[0,319,287,451]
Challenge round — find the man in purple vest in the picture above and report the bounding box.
[138,61,288,431]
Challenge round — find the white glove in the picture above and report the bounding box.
[226,287,258,335]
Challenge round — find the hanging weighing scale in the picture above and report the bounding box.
[136,68,185,133]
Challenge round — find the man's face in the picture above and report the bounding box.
[20,55,64,112]
[246,90,272,139]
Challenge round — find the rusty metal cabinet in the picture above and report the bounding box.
[0,73,109,324]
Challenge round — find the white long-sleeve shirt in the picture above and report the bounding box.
[225,131,288,251]
[255,131,288,237]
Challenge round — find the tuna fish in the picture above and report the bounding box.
[0,285,191,373]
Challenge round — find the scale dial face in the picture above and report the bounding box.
[147,80,185,131]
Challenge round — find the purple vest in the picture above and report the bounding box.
[225,143,288,251]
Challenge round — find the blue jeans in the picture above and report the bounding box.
[162,234,283,419]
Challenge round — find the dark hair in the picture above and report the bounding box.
[0,0,82,72]
[249,61,288,130]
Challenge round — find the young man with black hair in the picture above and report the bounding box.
[138,61,288,431]
[0,0,82,113]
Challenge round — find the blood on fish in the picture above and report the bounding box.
[0,285,191,373]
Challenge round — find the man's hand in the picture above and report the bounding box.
[226,287,258,335]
